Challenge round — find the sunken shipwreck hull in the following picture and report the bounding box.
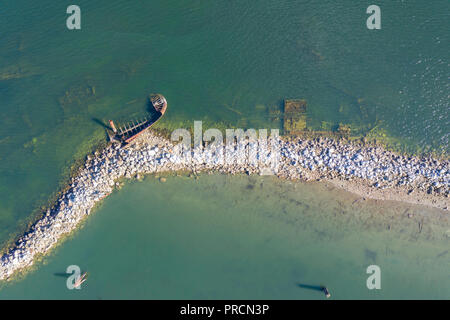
[108,94,167,146]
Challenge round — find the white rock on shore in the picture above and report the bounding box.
[0,132,448,280]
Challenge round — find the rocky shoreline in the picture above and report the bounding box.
[0,131,448,280]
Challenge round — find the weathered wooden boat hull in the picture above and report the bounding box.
[108,93,167,146]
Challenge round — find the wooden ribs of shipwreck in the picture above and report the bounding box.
[283,99,307,134]
[283,99,351,138]
[108,93,167,147]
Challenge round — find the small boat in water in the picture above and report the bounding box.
[108,93,167,146]
[321,286,331,298]
[74,272,88,288]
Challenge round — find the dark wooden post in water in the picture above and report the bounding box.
[107,93,167,147]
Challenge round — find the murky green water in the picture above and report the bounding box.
[0,175,448,299]
[0,1,448,298]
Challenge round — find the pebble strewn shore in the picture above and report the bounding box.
[1,132,448,280]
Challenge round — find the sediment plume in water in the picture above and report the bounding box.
[0,131,448,280]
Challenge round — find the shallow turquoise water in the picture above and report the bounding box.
[0,1,449,298]
[0,175,448,299]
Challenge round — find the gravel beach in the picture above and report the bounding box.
[0,131,448,280]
